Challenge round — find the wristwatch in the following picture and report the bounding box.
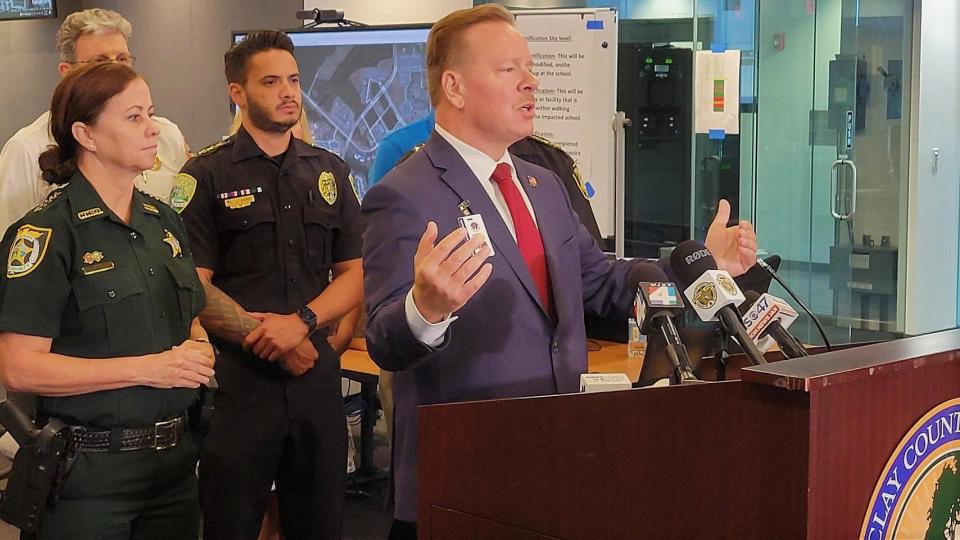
[297,306,318,333]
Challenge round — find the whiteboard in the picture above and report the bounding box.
[514,8,618,236]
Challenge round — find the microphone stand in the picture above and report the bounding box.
[713,327,730,381]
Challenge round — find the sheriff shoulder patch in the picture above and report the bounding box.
[7,225,53,278]
[169,173,198,214]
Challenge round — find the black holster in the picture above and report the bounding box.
[0,400,76,533]
[189,376,218,436]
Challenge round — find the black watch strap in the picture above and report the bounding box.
[297,306,318,332]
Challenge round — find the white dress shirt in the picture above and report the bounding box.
[404,125,543,347]
[0,111,189,234]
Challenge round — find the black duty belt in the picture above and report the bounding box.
[71,414,187,452]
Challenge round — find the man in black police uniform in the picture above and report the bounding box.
[172,31,363,540]
[509,135,604,247]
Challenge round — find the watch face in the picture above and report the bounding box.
[299,307,317,327]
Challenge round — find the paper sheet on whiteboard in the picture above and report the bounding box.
[695,50,741,135]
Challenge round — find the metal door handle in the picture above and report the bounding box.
[830,158,858,220]
[830,159,845,220]
[844,159,857,220]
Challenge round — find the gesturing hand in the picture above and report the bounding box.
[411,221,493,324]
[704,199,758,277]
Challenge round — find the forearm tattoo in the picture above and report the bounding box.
[199,281,260,345]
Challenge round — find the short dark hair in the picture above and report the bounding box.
[224,30,295,84]
[39,62,140,185]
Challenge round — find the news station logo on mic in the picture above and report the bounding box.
[691,282,717,309]
[634,282,683,331]
[682,270,744,321]
[860,398,960,540]
[741,293,800,352]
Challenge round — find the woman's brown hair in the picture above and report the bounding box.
[39,62,140,185]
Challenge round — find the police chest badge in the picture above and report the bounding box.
[7,225,52,278]
[318,172,337,205]
[163,229,182,258]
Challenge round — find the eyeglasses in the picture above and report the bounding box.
[71,54,136,66]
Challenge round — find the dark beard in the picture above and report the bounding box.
[246,98,299,134]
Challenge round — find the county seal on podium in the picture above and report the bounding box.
[861,398,960,539]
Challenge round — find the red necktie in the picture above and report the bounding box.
[490,162,554,319]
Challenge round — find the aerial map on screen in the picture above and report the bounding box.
[235,27,431,197]
[0,0,55,21]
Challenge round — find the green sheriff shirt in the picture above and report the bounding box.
[0,172,205,429]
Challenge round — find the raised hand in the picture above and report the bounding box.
[410,221,493,323]
[705,199,758,277]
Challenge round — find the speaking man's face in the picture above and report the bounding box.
[455,21,538,149]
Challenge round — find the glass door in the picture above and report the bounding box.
[753,0,912,344]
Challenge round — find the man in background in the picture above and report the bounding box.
[369,110,605,246]
[0,8,189,233]
[177,30,362,540]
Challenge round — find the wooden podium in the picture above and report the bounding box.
[417,329,960,539]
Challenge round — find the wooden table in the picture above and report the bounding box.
[342,339,639,380]
[340,339,640,477]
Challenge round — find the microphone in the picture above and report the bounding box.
[739,291,809,359]
[755,255,833,352]
[631,267,700,384]
[668,241,767,366]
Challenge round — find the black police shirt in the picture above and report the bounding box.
[0,172,205,428]
[173,126,361,317]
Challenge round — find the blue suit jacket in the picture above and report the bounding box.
[361,132,638,521]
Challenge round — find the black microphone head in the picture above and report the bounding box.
[763,254,781,271]
[739,290,761,315]
[669,240,718,289]
[627,261,670,289]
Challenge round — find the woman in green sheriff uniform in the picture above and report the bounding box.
[0,62,214,539]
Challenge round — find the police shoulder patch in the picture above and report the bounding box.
[169,173,198,214]
[348,173,361,203]
[7,224,53,278]
[572,163,589,200]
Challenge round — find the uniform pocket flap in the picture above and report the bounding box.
[165,260,201,291]
[73,267,144,311]
[303,206,339,229]
[217,200,275,231]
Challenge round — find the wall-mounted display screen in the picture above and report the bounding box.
[233,25,431,196]
[0,0,56,21]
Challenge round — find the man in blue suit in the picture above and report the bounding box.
[360,5,758,538]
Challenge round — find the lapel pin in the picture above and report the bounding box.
[527,176,538,187]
